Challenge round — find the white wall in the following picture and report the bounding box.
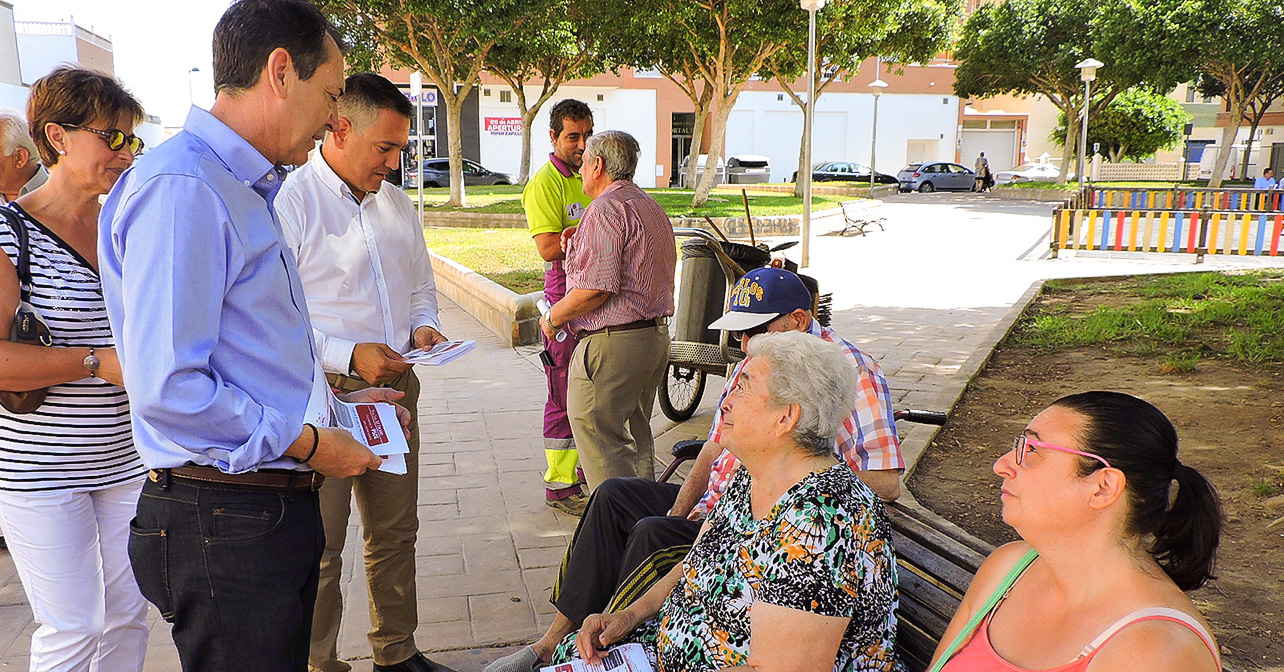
[476,84,659,188]
[0,4,21,86]
[16,32,75,84]
[725,90,959,180]
[0,82,26,110]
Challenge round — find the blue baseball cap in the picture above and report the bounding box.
[708,268,812,331]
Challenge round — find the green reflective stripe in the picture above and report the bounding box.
[606,545,693,613]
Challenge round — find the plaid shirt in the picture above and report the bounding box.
[689,320,903,518]
[563,180,676,333]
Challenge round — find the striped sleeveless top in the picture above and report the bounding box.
[0,203,143,492]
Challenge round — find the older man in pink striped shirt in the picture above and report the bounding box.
[539,130,676,491]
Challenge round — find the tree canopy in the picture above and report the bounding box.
[953,0,1190,183]
[1052,88,1190,162]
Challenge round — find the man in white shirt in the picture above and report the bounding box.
[277,73,454,672]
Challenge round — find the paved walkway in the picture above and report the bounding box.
[1,193,1280,670]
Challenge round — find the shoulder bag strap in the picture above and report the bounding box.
[0,207,31,302]
[925,548,1040,672]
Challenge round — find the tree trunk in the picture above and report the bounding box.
[686,104,709,190]
[445,93,467,207]
[1209,97,1245,188]
[519,107,537,185]
[1057,109,1079,186]
[692,94,737,207]
[1239,111,1264,181]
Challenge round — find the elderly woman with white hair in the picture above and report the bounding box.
[546,330,902,672]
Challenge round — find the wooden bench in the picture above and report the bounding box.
[839,200,886,236]
[887,501,995,672]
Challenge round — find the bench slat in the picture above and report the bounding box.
[897,562,966,623]
[892,532,977,595]
[897,616,942,672]
[897,591,954,643]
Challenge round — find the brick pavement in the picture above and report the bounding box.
[2,193,1281,670]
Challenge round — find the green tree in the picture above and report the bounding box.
[1122,0,1284,186]
[1051,89,1190,162]
[316,0,541,206]
[1195,65,1284,182]
[954,0,1190,185]
[488,6,606,185]
[593,0,794,206]
[760,0,961,196]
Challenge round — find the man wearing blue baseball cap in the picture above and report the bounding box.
[486,267,903,672]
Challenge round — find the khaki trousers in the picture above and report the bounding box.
[309,369,421,672]
[568,325,669,492]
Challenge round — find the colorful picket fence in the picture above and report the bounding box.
[1051,208,1284,259]
[1088,188,1284,213]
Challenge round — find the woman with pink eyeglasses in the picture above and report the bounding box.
[930,391,1223,672]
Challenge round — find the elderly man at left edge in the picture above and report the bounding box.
[96,1,395,670]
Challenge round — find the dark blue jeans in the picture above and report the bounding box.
[128,474,325,672]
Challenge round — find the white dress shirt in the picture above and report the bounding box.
[277,149,440,376]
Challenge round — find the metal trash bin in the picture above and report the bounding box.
[674,239,770,347]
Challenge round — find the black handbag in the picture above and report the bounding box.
[1,206,54,414]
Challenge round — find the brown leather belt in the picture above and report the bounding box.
[578,317,667,339]
[149,465,325,492]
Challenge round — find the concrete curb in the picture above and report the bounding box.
[423,208,849,238]
[899,279,1047,482]
[991,186,1076,203]
[428,252,542,346]
[714,183,901,198]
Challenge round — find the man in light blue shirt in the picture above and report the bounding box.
[1254,168,1276,190]
[98,1,388,669]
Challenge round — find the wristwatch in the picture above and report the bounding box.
[84,347,101,379]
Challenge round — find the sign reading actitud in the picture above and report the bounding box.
[485,117,524,136]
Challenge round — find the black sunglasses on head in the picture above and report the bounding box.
[58,123,145,155]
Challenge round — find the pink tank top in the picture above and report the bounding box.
[941,606,1220,672]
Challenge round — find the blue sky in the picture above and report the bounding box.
[13,0,232,126]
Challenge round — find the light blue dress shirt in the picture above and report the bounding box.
[99,107,318,473]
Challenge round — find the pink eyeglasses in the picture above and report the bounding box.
[1012,435,1111,469]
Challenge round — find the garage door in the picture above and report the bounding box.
[960,130,1016,173]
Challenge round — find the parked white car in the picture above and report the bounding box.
[993,163,1061,185]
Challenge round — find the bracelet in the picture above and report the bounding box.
[290,423,320,464]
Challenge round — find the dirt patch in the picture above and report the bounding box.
[909,312,1284,669]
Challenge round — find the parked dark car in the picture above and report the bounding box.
[791,161,898,185]
[897,162,977,192]
[405,158,513,188]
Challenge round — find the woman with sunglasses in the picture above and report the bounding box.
[930,391,1223,672]
[0,66,149,671]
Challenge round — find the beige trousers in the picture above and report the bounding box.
[309,369,421,672]
[568,325,669,492]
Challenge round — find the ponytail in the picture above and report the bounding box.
[1150,463,1223,591]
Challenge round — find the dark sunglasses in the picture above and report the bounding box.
[58,123,145,155]
[729,315,782,342]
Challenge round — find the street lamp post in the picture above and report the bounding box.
[1075,58,1102,189]
[187,67,199,108]
[410,72,425,221]
[868,74,888,198]
[799,0,825,269]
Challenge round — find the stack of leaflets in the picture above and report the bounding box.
[538,644,653,672]
[401,340,476,366]
[329,395,410,475]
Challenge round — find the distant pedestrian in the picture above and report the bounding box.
[1254,168,1276,190]
[0,108,48,201]
[974,152,991,192]
[523,99,594,515]
[539,130,676,491]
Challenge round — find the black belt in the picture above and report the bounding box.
[578,317,666,339]
[149,465,325,492]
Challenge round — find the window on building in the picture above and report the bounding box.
[499,90,512,103]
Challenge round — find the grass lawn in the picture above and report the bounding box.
[423,227,546,295]
[1013,270,1284,371]
[405,185,846,217]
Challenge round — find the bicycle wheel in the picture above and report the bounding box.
[658,364,706,421]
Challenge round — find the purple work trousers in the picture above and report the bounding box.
[543,260,581,491]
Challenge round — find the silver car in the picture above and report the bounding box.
[897,162,977,192]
